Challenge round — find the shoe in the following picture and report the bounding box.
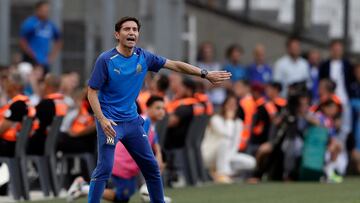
[67,176,85,202]
[139,184,172,203]
[327,171,343,183]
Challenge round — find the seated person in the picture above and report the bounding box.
[0,73,32,157]
[27,74,68,155]
[164,78,205,186]
[202,94,255,184]
[67,96,171,203]
[57,89,96,154]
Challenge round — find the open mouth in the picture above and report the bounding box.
[126,37,135,42]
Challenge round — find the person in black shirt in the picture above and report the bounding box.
[27,74,67,155]
[0,73,29,157]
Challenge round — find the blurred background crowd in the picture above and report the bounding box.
[0,0,360,201]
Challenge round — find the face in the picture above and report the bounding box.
[36,4,49,20]
[224,96,238,112]
[308,50,321,66]
[201,43,214,62]
[322,104,339,118]
[298,97,310,115]
[287,40,301,57]
[265,86,277,99]
[254,46,265,64]
[233,82,247,98]
[355,66,360,81]
[114,21,139,49]
[147,101,165,122]
[230,49,242,64]
[330,42,343,59]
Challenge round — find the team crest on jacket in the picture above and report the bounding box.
[136,64,142,74]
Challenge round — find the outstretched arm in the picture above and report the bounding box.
[163,59,231,85]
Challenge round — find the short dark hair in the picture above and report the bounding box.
[157,74,169,93]
[268,82,282,92]
[286,36,300,47]
[226,44,243,59]
[35,1,48,10]
[319,79,336,93]
[146,95,164,107]
[115,16,141,32]
[237,79,250,87]
[330,38,343,47]
[182,77,196,93]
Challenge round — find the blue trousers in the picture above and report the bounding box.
[88,116,165,203]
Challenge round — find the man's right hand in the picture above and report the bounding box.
[99,117,117,138]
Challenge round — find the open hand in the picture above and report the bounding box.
[206,71,232,85]
[99,117,117,138]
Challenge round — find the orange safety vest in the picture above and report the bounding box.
[45,93,68,116]
[0,94,35,142]
[252,97,286,136]
[238,94,256,151]
[137,91,151,113]
[32,93,68,132]
[166,97,205,116]
[310,94,341,113]
[70,104,95,135]
[194,93,214,115]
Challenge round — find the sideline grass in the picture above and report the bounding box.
[26,177,360,203]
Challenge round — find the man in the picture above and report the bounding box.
[319,39,353,176]
[67,96,171,203]
[0,73,32,157]
[27,74,68,155]
[273,36,309,97]
[248,44,272,86]
[87,16,230,203]
[248,82,286,156]
[233,80,256,152]
[20,1,62,72]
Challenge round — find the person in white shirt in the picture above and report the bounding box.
[197,42,225,108]
[273,37,310,97]
[201,94,255,183]
[319,39,354,176]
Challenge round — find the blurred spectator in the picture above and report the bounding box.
[0,73,32,157]
[57,89,96,154]
[273,36,309,97]
[197,42,221,72]
[202,94,255,184]
[319,39,353,174]
[194,81,214,115]
[252,93,311,181]
[350,63,360,172]
[138,74,169,113]
[248,82,286,156]
[19,1,62,73]
[233,80,256,152]
[60,71,80,109]
[197,42,225,108]
[223,44,247,82]
[28,74,68,155]
[319,39,353,104]
[164,77,205,187]
[0,66,10,106]
[307,49,322,102]
[248,44,272,86]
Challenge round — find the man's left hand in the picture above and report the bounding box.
[206,70,232,85]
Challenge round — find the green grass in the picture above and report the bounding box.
[27,177,360,203]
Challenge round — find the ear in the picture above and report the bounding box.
[114,31,120,40]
